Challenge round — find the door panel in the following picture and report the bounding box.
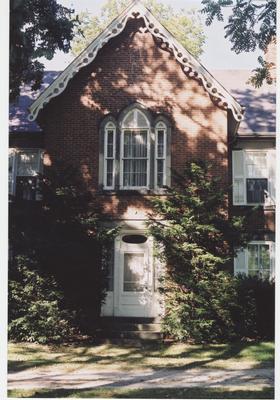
[114,233,154,317]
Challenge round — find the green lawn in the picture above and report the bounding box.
[8,387,274,399]
[8,341,274,373]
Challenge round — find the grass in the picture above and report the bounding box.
[8,341,274,374]
[8,342,274,398]
[8,387,275,399]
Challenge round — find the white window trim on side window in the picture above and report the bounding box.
[232,149,276,206]
[155,122,167,189]
[234,240,275,280]
[103,123,116,190]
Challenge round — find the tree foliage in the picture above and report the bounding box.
[9,255,78,344]
[9,163,117,342]
[10,0,79,100]
[148,161,249,342]
[71,0,205,58]
[200,0,276,86]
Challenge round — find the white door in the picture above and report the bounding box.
[114,233,154,317]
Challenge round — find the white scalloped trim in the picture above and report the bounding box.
[28,0,244,122]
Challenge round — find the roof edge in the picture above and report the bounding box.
[28,0,244,122]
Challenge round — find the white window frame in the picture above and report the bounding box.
[234,240,275,279]
[103,122,116,190]
[120,109,150,190]
[155,122,167,189]
[232,149,275,206]
[9,148,43,198]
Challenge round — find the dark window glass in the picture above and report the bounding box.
[122,235,147,244]
[16,176,38,200]
[246,178,268,204]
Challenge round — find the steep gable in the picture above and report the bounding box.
[28,0,243,123]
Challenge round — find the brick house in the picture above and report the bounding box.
[9,0,275,320]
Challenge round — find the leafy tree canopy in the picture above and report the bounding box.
[200,0,276,87]
[10,0,79,100]
[71,0,206,58]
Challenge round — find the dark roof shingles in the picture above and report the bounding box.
[212,70,276,134]
[9,71,60,133]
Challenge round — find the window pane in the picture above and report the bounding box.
[16,176,37,200]
[106,130,114,158]
[157,159,164,187]
[137,111,149,128]
[259,245,270,277]
[123,159,147,187]
[248,244,258,276]
[17,151,39,176]
[122,111,135,128]
[246,153,267,178]
[246,179,268,203]
[157,130,164,157]
[123,253,144,292]
[248,244,270,278]
[124,130,147,158]
[106,159,113,187]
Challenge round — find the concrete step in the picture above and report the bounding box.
[96,317,163,342]
[96,330,163,341]
[100,323,161,332]
[94,338,159,346]
[99,317,161,324]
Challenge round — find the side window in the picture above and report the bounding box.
[155,122,167,188]
[9,149,43,200]
[232,150,275,206]
[104,122,116,190]
[234,241,275,279]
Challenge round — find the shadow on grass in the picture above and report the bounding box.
[8,341,275,374]
[8,387,275,399]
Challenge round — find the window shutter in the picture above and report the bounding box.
[268,149,276,205]
[270,242,275,279]
[232,150,245,205]
[234,248,247,275]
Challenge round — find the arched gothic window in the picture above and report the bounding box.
[101,107,170,191]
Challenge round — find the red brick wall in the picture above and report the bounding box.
[38,17,228,219]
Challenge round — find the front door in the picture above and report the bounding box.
[114,233,154,317]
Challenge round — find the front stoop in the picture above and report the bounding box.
[95,317,163,344]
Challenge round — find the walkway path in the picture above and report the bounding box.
[8,367,274,390]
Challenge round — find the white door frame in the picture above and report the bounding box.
[113,230,155,317]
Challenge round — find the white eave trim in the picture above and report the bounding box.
[28,0,244,122]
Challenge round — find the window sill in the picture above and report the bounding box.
[233,203,276,211]
[99,188,169,196]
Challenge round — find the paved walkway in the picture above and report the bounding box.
[8,367,274,390]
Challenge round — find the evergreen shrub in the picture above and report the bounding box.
[8,255,77,343]
[232,275,275,340]
[149,161,274,342]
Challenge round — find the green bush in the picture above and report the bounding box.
[8,256,78,343]
[149,161,274,342]
[9,164,117,342]
[232,275,275,340]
